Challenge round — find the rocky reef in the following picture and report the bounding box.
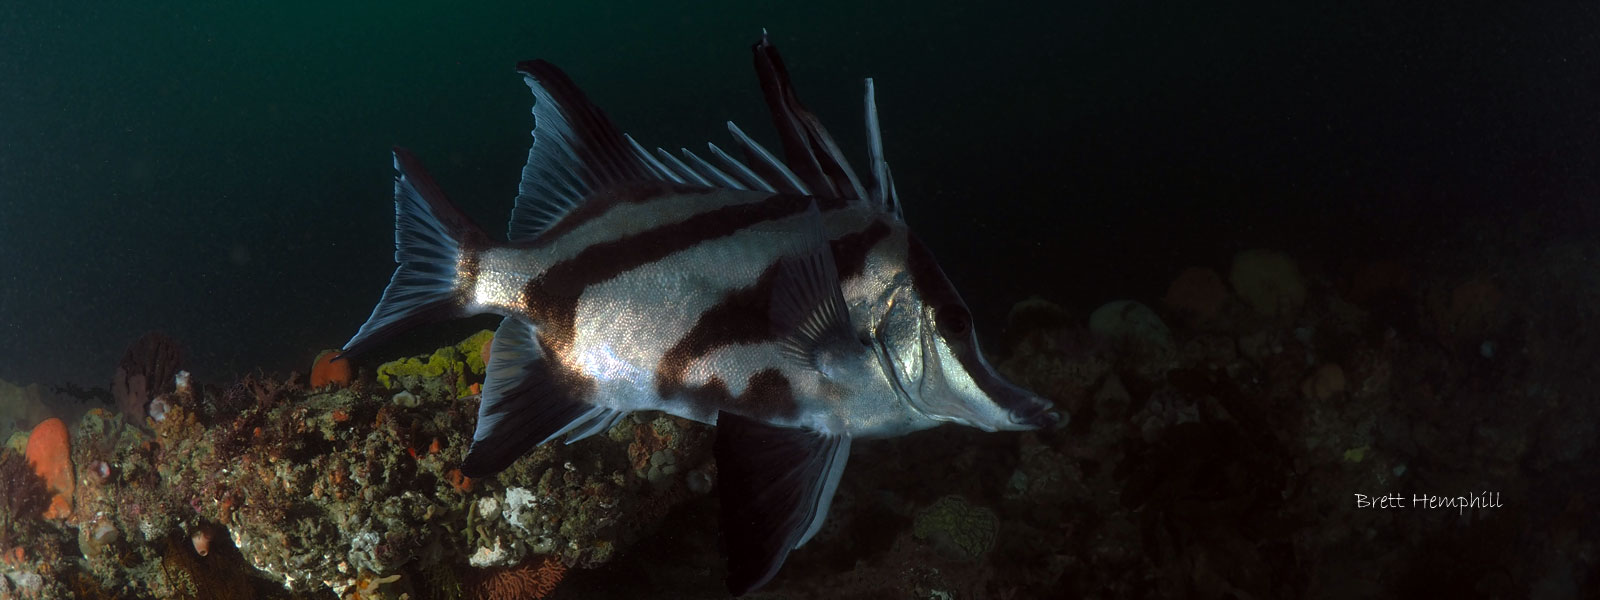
[2,225,1597,599]
[0,331,714,600]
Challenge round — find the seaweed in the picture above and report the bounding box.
[0,447,53,550]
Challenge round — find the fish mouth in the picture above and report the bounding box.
[1008,395,1063,430]
[971,366,1061,430]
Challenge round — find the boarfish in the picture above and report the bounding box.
[342,32,1061,595]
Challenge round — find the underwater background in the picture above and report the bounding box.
[1,0,1598,598]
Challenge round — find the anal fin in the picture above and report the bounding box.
[714,411,851,595]
[460,317,621,477]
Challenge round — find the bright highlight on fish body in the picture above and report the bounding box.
[342,31,1060,595]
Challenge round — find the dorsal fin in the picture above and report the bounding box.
[752,32,871,203]
[628,31,900,214]
[862,78,901,219]
[509,60,682,243]
[509,33,904,244]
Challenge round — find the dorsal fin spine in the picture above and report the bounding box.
[707,142,777,193]
[727,120,811,195]
[680,147,745,189]
[654,148,712,187]
[626,134,686,184]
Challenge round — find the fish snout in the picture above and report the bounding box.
[1010,394,1064,430]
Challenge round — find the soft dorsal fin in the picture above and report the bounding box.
[509,60,679,243]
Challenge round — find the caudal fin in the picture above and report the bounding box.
[342,148,492,358]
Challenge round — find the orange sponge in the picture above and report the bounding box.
[23,417,74,520]
[310,349,353,389]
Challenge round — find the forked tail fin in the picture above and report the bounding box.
[341,148,492,359]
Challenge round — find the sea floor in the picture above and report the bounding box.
[1,218,1596,599]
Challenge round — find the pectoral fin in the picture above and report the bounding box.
[769,201,861,373]
[714,411,851,595]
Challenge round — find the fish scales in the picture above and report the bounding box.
[484,187,877,426]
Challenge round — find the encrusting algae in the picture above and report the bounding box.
[375,329,494,398]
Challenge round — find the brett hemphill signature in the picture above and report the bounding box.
[1354,491,1503,514]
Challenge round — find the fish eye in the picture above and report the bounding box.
[938,307,971,337]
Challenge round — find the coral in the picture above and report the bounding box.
[468,555,566,600]
[1229,249,1306,319]
[111,332,184,423]
[310,350,353,389]
[912,495,998,561]
[23,417,74,520]
[343,571,403,599]
[1163,267,1230,322]
[214,373,290,419]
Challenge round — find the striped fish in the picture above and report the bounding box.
[342,33,1060,595]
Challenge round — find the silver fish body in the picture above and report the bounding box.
[458,187,1048,439]
[343,33,1059,595]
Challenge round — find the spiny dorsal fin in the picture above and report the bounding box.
[631,32,900,214]
[511,34,903,245]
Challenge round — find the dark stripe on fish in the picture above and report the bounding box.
[904,233,966,322]
[906,234,1050,425]
[685,369,798,421]
[525,192,846,356]
[656,264,783,398]
[655,218,893,394]
[831,219,891,280]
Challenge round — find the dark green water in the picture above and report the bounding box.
[1,1,1596,387]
